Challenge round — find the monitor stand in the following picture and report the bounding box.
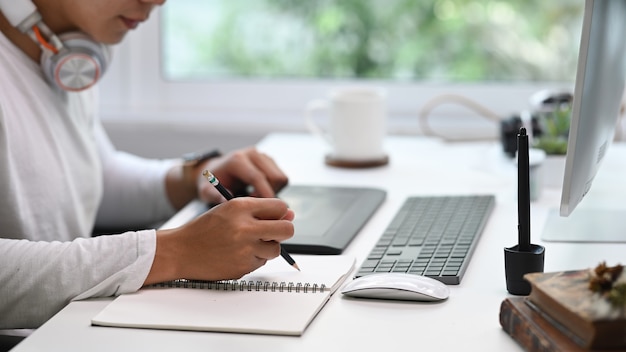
[541,208,626,243]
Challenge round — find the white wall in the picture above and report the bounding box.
[102,120,265,158]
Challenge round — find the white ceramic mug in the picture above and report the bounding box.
[305,87,388,163]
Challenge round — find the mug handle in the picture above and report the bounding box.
[305,99,332,145]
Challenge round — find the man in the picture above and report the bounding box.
[0,0,295,329]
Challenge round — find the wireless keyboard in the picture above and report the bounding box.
[355,195,495,285]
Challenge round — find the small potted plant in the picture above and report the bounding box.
[532,101,571,155]
[530,91,573,187]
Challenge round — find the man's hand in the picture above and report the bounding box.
[145,197,295,285]
[198,147,288,203]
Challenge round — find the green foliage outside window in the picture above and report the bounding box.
[163,0,584,82]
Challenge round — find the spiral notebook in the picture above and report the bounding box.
[91,255,355,336]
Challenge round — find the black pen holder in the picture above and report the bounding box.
[504,244,545,295]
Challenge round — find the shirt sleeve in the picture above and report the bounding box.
[0,230,156,329]
[94,120,178,228]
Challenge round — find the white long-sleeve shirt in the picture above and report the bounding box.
[0,31,178,329]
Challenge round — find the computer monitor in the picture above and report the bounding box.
[541,0,626,243]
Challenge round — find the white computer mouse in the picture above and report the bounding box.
[341,273,450,302]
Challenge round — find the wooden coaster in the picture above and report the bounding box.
[325,154,389,168]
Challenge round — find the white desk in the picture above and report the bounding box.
[12,133,626,352]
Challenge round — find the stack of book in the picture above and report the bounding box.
[499,267,626,351]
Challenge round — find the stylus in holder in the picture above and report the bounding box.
[504,127,545,295]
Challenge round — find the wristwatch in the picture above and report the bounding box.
[181,149,222,187]
[178,149,222,199]
[181,149,222,167]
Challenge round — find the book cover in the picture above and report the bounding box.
[499,297,587,352]
[524,269,626,350]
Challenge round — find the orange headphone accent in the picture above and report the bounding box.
[31,25,58,54]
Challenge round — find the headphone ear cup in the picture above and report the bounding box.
[39,32,111,92]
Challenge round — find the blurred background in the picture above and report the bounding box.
[99,0,590,158]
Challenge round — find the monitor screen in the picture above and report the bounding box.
[542,0,626,242]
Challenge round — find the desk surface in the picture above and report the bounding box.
[13,133,626,352]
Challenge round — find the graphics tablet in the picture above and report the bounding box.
[159,185,386,255]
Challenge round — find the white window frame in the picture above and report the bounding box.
[99,9,572,138]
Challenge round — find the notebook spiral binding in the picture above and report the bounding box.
[152,279,327,293]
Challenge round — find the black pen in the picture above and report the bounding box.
[202,170,300,271]
[517,127,531,252]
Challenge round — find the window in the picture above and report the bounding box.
[162,0,583,82]
[100,0,584,137]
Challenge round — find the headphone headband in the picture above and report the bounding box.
[0,0,39,31]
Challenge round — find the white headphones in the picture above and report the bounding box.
[0,0,111,91]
